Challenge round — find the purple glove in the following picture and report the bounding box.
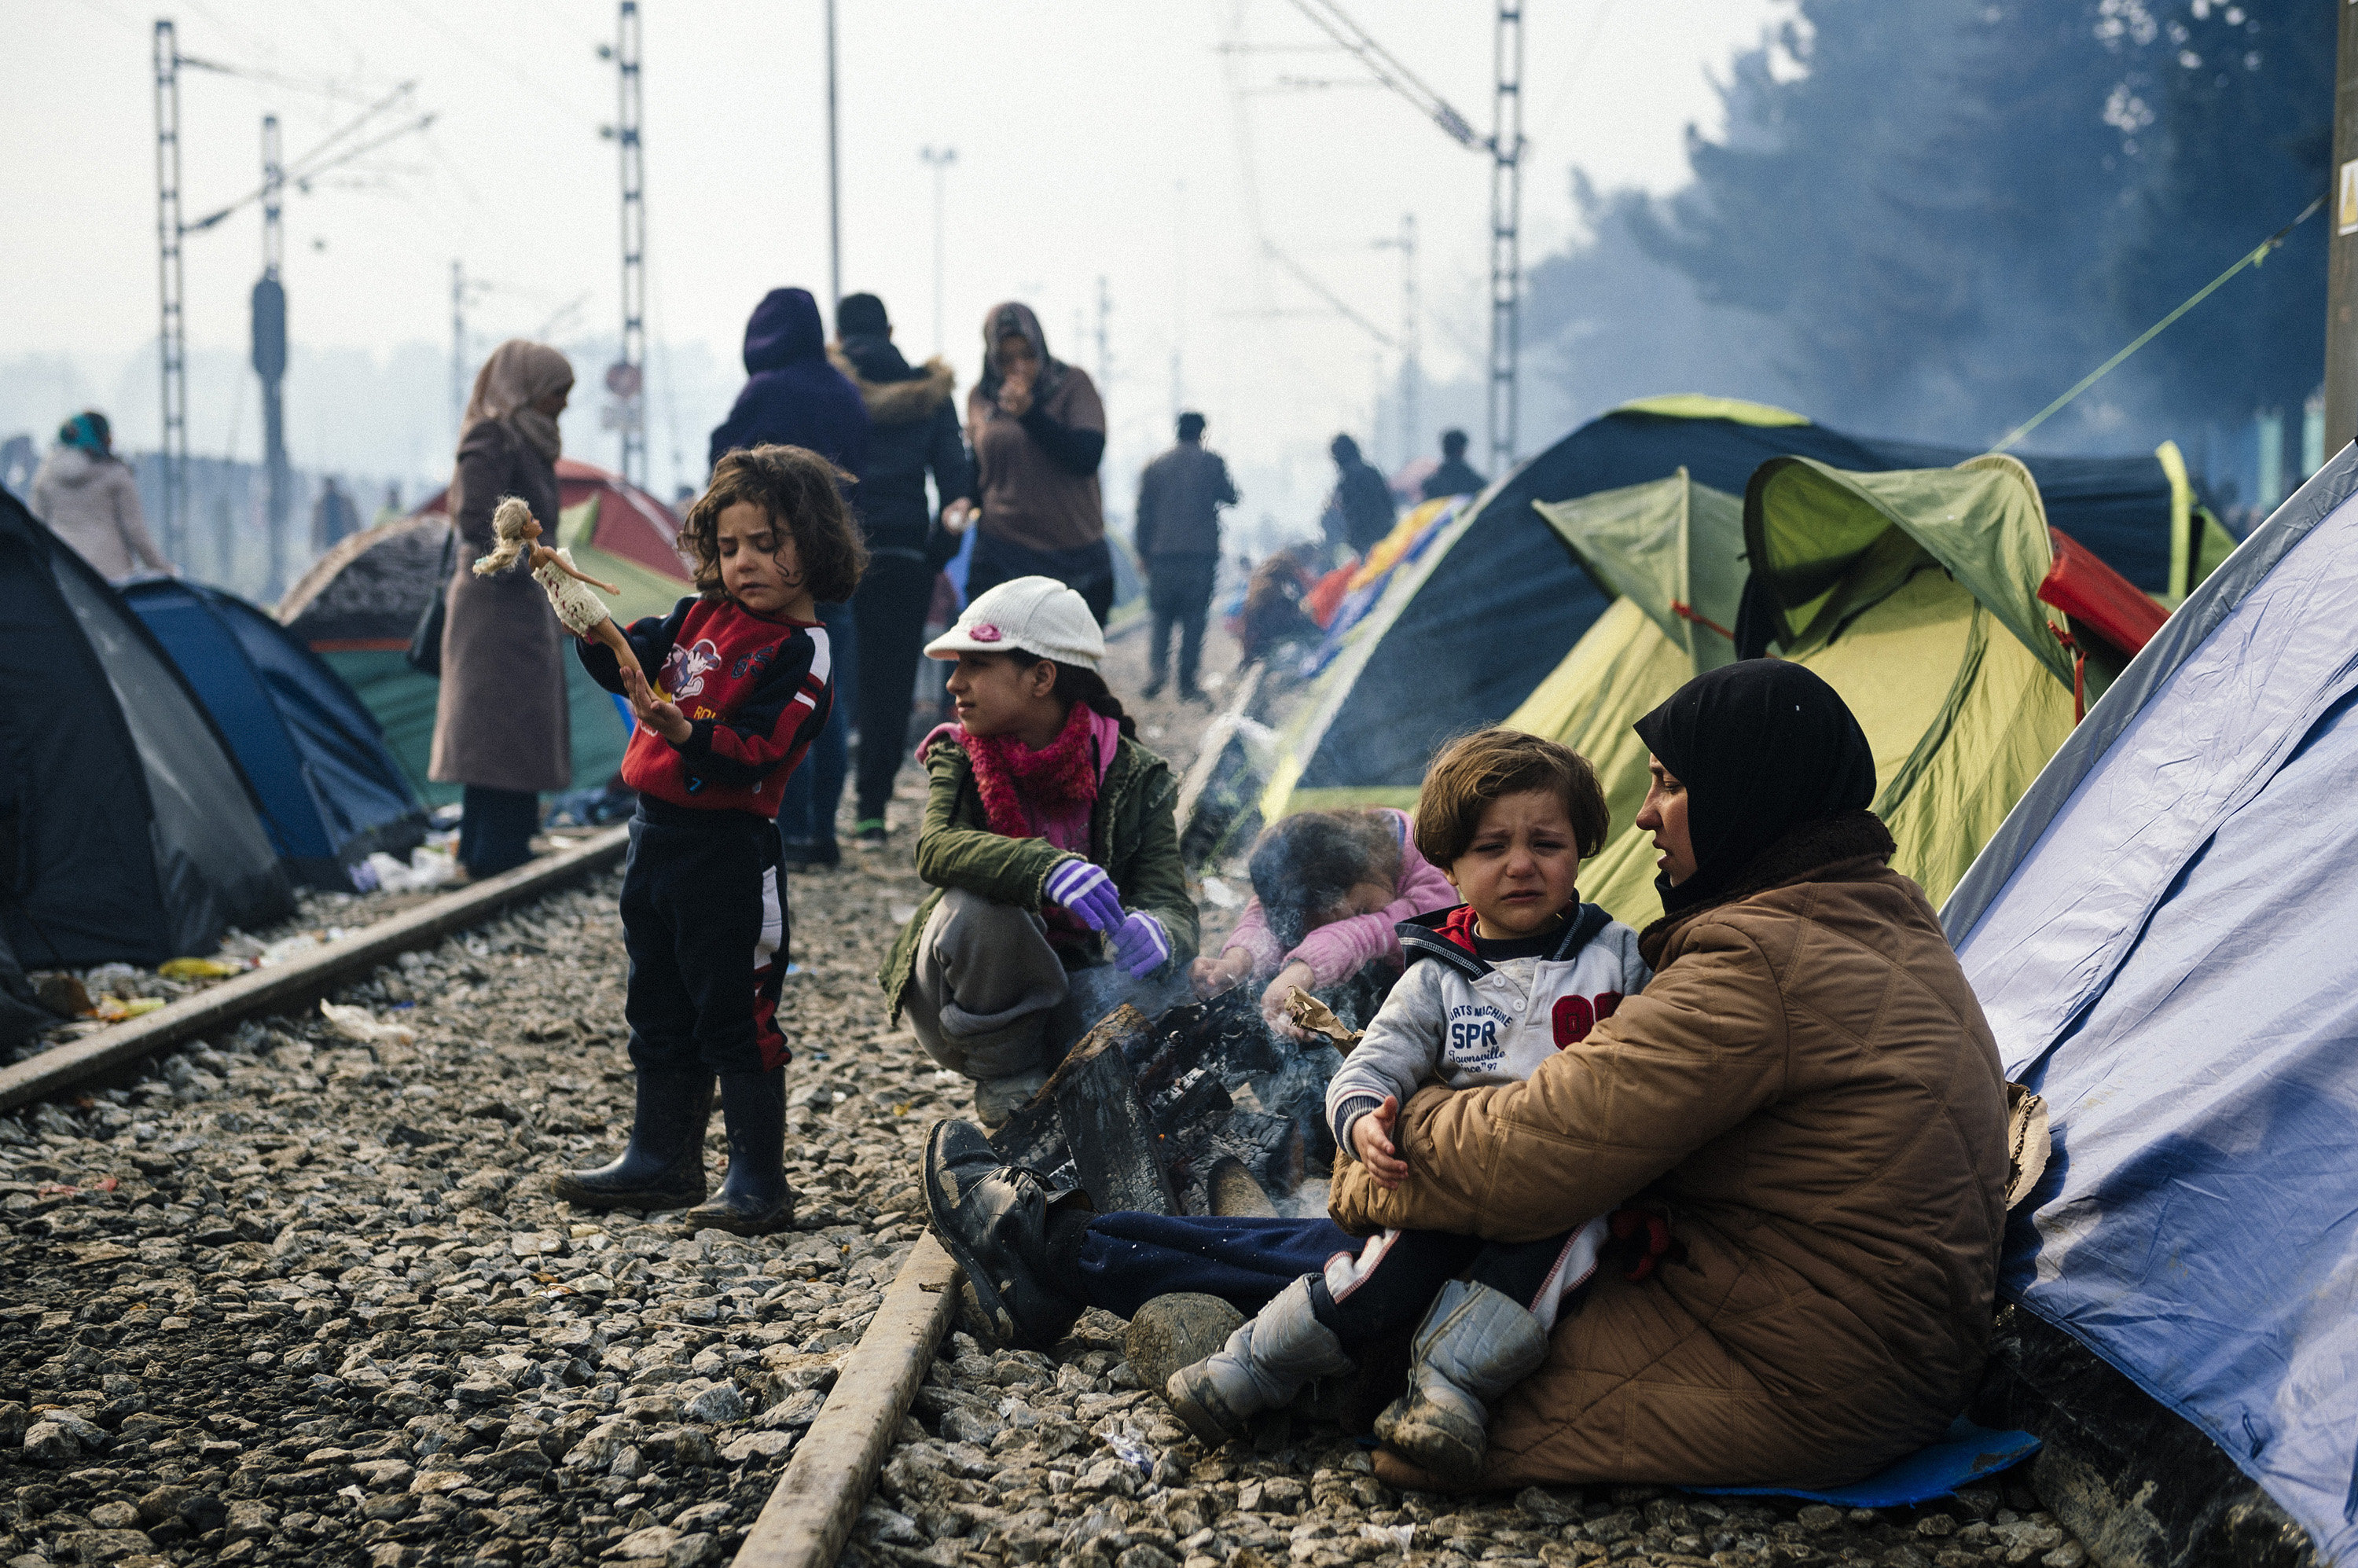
[1114,911,1172,979]
[1044,857,1125,934]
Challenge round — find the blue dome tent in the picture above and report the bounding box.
[1945,443,2358,1563]
[124,579,427,890]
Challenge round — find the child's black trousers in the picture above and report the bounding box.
[620,798,789,1075]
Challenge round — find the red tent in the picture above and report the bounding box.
[414,457,689,581]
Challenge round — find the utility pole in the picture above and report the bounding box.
[1171,179,1186,422]
[1487,2,1524,476]
[2327,0,2358,448]
[253,113,289,600]
[1375,213,1419,468]
[450,259,466,440]
[1276,2,1511,467]
[612,1,647,487]
[825,0,841,312]
[1096,276,1111,399]
[153,20,188,567]
[920,146,956,356]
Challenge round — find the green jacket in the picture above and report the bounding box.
[878,730,1200,1023]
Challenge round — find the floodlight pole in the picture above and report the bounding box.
[920,145,957,355]
[1486,1,1524,476]
[153,20,188,566]
[2327,0,2358,448]
[826,0,841,313]
[615,0,647,487]
[1376,213,1419,468]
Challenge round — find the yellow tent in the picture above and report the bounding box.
[1512,456,2079,925]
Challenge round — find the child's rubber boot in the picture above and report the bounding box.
[1372,1280,1548,1488]
[1162,1275,1352,1448]
[682,1070,796,1236]
[553,1070,712,1212]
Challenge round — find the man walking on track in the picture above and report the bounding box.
[1134,410,1239,702]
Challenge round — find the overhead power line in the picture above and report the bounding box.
[1284,0,1480,147]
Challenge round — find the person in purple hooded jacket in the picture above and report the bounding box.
[711,288,872,869]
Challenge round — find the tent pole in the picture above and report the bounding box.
[2327,1,2358,448]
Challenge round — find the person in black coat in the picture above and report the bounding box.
[710,287,872,869]
[826,292,976,850]
[1420,428,1487,501]
[1134,411,1239,701]
[1327,433,1395,559]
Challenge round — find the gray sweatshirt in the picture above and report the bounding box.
[1326,904,1651,1157]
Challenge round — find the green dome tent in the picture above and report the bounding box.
[1527,456,2164,925]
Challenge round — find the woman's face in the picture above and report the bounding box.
[1636,755,1698,885]
[532,386,571,417]
[945,652,1059,739]
[994,334,1039,383]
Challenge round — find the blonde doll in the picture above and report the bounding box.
[473,495,649,686]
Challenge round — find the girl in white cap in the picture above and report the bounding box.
[877,575,1198,1125]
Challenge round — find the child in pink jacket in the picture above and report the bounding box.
[1189,806,1457,1034]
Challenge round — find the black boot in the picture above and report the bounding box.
[924,1119,1087,1350]
[681,1070,796,1236]
[554,1070,712,1211]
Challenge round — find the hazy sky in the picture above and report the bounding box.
[8,0,1789,517]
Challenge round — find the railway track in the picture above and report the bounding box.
[0,821,972,1568]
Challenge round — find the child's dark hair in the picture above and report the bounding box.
[682,444,868,604]
[1415,727,1610,867]
[999,647,1137,740]
[1249,809,1404,953]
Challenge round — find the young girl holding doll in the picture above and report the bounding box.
[878,575,1199,1126]
[555,443,862,1236]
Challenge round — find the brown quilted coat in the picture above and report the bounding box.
[1329,814,2009,1490]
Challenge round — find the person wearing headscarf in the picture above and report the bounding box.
[711,286,873,869]
[30,411,173,582]
[923,659,2014,1497]
[1321,658,2012,1490]
[964,303,1113,623]
[827,292,975,851]
[429,340,576,877]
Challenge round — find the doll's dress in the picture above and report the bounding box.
[534,547,610,636]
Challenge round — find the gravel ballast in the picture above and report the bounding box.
[0,626,2094,1568]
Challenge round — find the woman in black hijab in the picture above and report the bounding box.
[1632,658,1880,919]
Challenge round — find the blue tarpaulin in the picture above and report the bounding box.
[1699,1419,2040,1508]
[1944,446,2358,1561]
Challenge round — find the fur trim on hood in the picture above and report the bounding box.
[828,347,956,427]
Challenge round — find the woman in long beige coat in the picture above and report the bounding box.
[429,340,575,876]
[1329,659,2011,1490]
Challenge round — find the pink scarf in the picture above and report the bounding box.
[921,703,1119,853]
